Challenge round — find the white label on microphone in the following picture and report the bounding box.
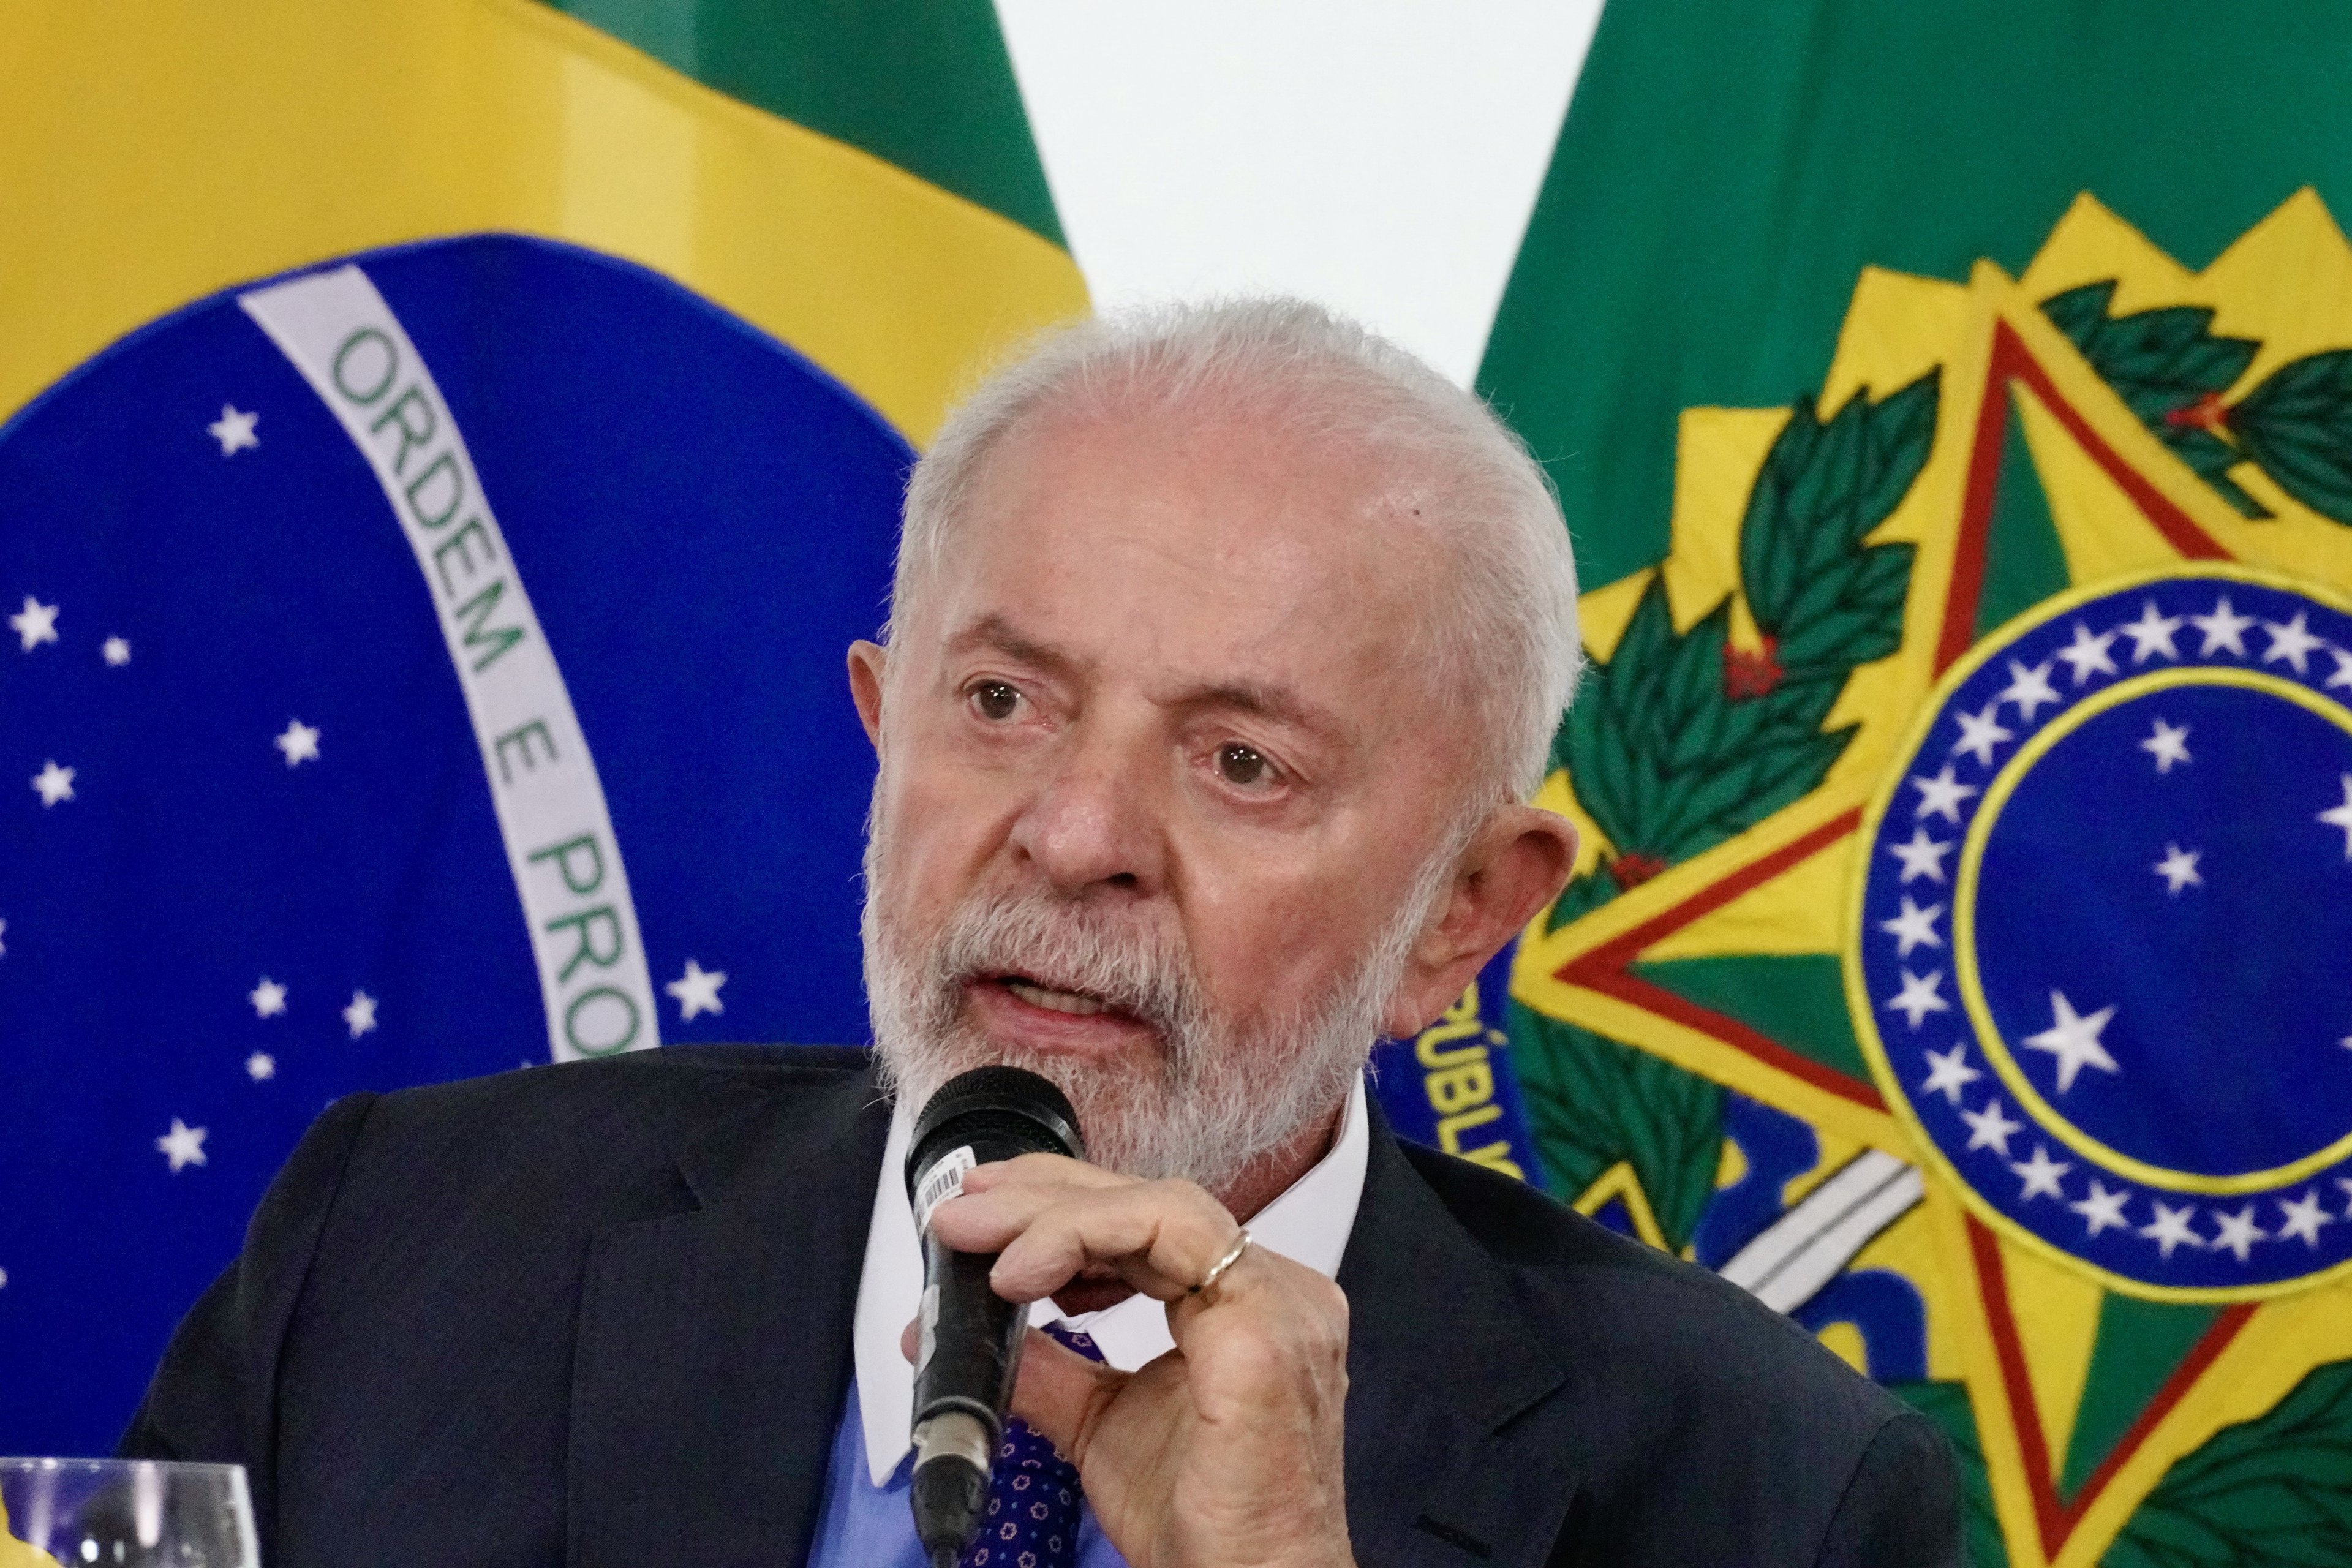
[913,1145,978,1236]
[916,1283,940,1378]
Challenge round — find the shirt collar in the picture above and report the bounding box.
[850,1074,1370,1485]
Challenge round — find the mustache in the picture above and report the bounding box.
[927,886,1207,1042]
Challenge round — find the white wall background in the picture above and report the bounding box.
[996,1,1607,390]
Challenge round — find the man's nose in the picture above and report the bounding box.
[1008,722,1167,898]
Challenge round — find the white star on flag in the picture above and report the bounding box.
[2070,1178,2132,1237]
[246,1052,276,1082]
[2140,1200,2205,1258]
[2262,611,2326,674]
[343,989,378,1039]
[275,720,321,767]
[1884,968,1950,1028]
[2208,1203,2267,1263]
[1961,1098,2024,1156]
[1908,764,1978,824]
[1879,895,1945,957]
[2189,596,2255,657]
[1887,827,1952,884]
[102,636,130,666]
[2009,1144,2073,1202]
[2117,601,2184,663]
[1950,701,2014,767]
[2056,622,2118,684]
[666,959,728,1020]
[2321,775,2352,859]
[9,595,59,652]
[1997,658,2061,720]
[249,976,288,1018]
[207,404,260,456]
[1918,1042,1981,1104]
[2023,990,2120,1093]
[0,916,8,957]
[31,760,75,807]
[2276,1189,2334,1248]
[156,1118,208,1172]
[2329,648,2352,692]
[2152,843,2203,895]
[2140,717,2192,774]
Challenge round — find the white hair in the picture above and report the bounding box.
[891,297,1583,801]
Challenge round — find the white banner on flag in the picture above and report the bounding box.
[241,265,660,1063]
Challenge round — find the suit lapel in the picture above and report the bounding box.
[568,1068,891,1568]
[1338,1117,1578,1566]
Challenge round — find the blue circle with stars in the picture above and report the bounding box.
[0,235,908,1450]
[1855,566,2352,1296]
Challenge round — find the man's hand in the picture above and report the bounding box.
[916,1153,1355,1568]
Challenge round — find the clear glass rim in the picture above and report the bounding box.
[0,1459,246,1477]
[1,1456,258,1567]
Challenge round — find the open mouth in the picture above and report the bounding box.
[993,974,1120,1019]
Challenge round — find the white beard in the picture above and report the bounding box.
[861,794,1454,1197]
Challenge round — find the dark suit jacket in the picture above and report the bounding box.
[122,1046,1959,1567]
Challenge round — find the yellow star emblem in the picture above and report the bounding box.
[1513,189,2352,1567]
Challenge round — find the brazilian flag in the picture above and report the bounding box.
[1480,3,2352,1564]
[0,0,1080,1455]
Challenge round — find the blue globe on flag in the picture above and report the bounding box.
[0,236,912,1453]
[1855,567,2352,1298]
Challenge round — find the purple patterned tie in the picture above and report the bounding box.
[959,1324,1101,1568]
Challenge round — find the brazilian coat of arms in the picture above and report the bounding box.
[1502,190,2352,1567]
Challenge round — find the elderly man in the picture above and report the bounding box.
[125,301,1960,1567]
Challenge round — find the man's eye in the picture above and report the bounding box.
[970,681,1020,720]
[1216,744,1275,788]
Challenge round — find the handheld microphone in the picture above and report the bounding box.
[903,1065,1085,1568]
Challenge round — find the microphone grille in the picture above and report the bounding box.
[907,1065,1084,1194]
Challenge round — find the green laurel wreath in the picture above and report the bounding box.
[2043,280,2352,527]
[2104,1357,2352,1568]
[1514,370,1940,1249]
[1552,369,1939,919]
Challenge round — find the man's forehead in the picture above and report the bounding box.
[901,395,1463,728]
[964,399,1447,587]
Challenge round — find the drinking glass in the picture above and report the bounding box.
[0,1460,257,1568]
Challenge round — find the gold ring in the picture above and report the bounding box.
[1189,1229,1252,1300]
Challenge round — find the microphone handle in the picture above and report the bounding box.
[913,1237,1029,1437]
[902,1067,1085,1565]
[908,1238,1028,1566]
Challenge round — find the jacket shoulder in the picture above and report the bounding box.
[1398,1140,1907,1426]
[1392,1141,1954,1565]
[374,1044,875,1114]
[318,1043,880,1250]
[357,1044,884,1152]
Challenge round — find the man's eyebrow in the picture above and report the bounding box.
[942,613,1081,677]
[1174,679,1340,738]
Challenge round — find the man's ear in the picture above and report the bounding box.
[848,640,887,748]
[1381,805,1578,1039]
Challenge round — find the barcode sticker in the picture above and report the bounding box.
[913,1145,978,1235]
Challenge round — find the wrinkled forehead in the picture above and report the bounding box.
[914,397,1463,690]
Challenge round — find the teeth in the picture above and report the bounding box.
[1008,981,1107,1017]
